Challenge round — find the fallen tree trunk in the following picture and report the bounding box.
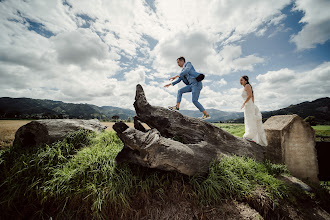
[114,84,265,176]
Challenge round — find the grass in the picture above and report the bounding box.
[214,123,330,139]
[2,129,325,219]
[190,157,289,206]
[313,125,330,141]
[312,125,330,134]
[214,123,245,137]
[0,121,329,218]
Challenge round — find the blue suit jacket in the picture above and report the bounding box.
[172,62,200,86]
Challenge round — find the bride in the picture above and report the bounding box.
[240,75,268,146]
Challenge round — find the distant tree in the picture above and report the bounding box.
[6,110,21,118]
[304,116,317,126]
[112,115,120,121]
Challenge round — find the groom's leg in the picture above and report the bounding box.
[192,83,205,112]
[177,85,192,104]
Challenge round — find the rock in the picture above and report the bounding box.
[280,175,312,192]
[13,119,106,148]
[264,115,319,183]
[113,84,265,176]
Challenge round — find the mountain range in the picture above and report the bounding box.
[231,97,330,124]
[262,97,330,123]
[0,97,135,120]
[0,97,329,123]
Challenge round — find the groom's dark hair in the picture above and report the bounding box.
[177,56,185,62]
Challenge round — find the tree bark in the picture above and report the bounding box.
[114,84,265,176]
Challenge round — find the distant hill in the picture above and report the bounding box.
[0,97,135,120]
[0,97,244,122]
[1,97,329,123]
[180,109,243,122]
[231,97,330,124]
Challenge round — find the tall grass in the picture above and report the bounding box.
[0,129,328,219]
[0,130,97,218]
[0,130,181,219]
[189,156,289,206]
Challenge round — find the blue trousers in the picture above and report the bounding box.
[176,82,205,112]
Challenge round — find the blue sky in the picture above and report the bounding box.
[0,0,329,112]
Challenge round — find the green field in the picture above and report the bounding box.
[313,125,330,136]
[214,123,330,140]
[214,123,245,137]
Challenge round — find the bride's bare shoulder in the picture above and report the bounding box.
[244,84,252,90]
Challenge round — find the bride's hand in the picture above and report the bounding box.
[241,103,245,109]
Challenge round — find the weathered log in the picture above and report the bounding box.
[114,122,216,175]
[14,119,106,148]
[114,84,265,176]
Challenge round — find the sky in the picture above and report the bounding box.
[0,0,329,112]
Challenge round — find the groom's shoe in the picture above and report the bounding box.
[168,106,179,111]
[201,114,211,120]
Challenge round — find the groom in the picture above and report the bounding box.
[164,57,210,119]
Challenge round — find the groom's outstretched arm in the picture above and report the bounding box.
[171,76,182,86]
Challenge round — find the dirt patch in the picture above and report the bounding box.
[115,174,262,220]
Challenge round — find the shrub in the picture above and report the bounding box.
[304,116,317,126]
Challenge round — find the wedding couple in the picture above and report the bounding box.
[164,57,268,146]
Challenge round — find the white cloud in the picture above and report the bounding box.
[0,0,328,114]
[256,27,267,37]
[151,30,215,75]
[124,66,146,85]
[154,0,290,37]
[152,34,264,77]
[256,68,296,86]
[0,0,77,34]
[150,0,289,77]
[270,14,287,26]
[200,86,244,111]
[209,45,264,75]
[67,0,164,57]
[255,62,330,110]
[290,0,330,50]
[52,28,109,66]
[219,78,228,87]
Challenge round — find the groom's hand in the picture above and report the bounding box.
[169,75,178,81]
[164,83,172,88]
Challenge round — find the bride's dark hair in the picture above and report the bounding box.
[242,75,254,94]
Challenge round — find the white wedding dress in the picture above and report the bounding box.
[241,89,268,146]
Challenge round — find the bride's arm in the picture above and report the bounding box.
[241,85,253,109]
